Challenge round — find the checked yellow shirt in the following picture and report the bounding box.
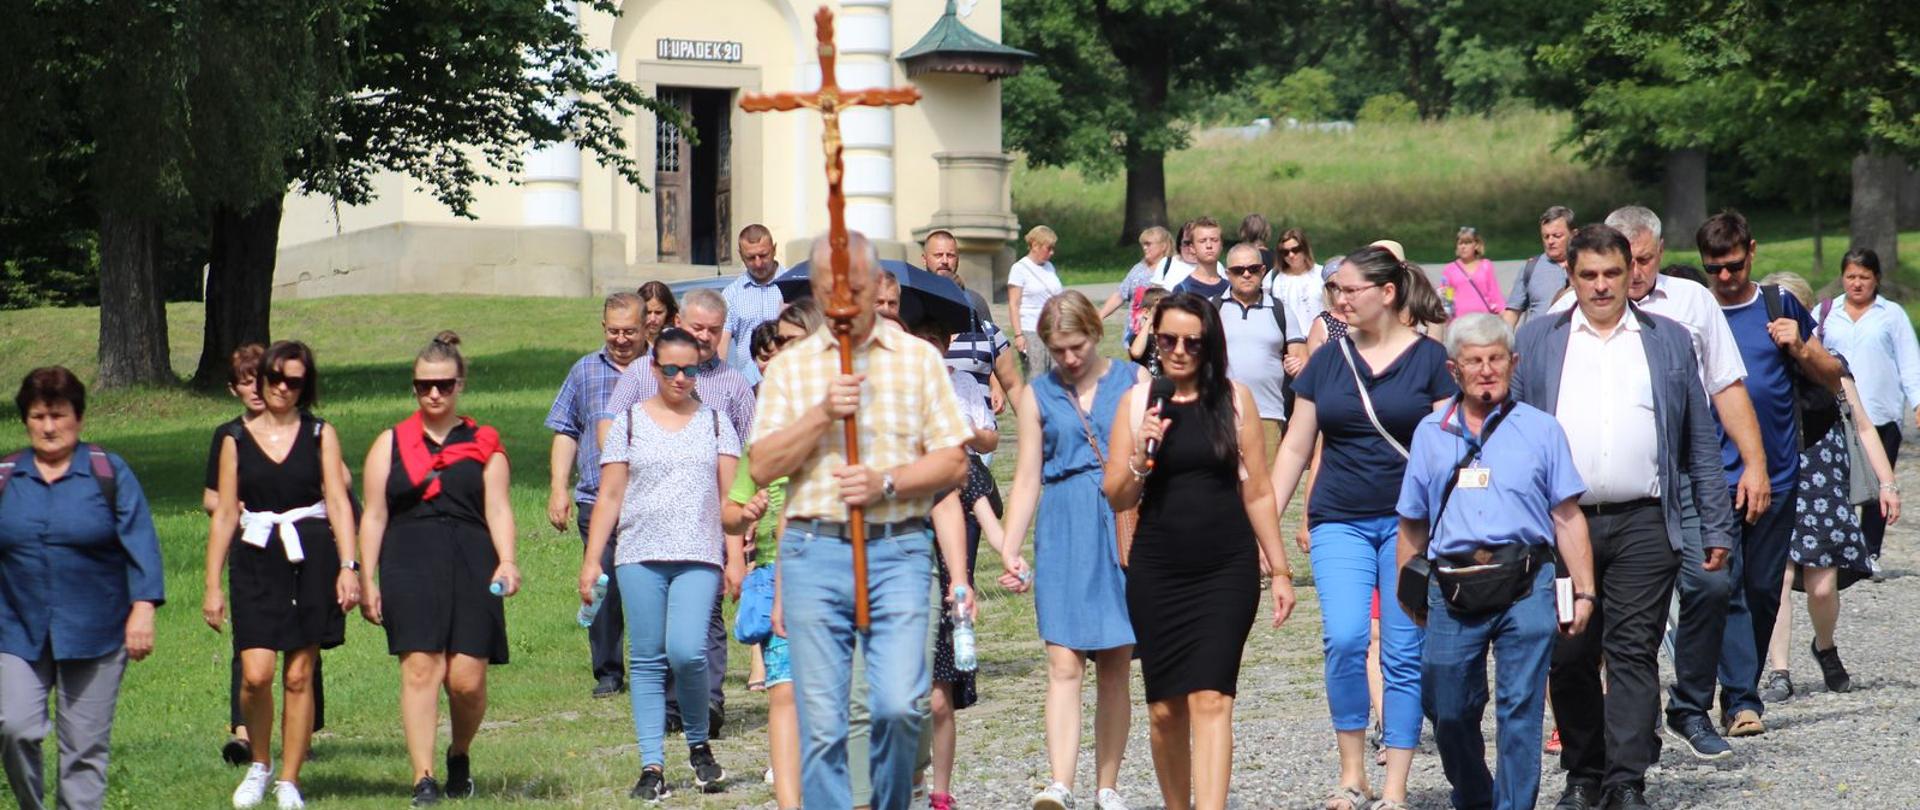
[751,319,973,524]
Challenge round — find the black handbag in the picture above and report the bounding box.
[1400,400,1545,617]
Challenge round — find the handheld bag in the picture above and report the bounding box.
[733,565,776,645]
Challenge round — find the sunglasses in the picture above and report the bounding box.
[1154,333,1205,355]
[1703,256,1749,277]
[264,370,307,390]
[1280,245,1304,256]
[656,362,697,380]
[1227,264,1266,277]
[412,378,457,397]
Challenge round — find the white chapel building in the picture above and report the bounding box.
[273,0,1028,299]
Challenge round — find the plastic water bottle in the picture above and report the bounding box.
[951,586,978,672]
[577,574,609,628]
[489,578,509,597]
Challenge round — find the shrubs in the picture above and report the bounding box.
[1357,93,1420,125]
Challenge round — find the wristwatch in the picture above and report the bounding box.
[340,560,361,572]
[881,472,897,501]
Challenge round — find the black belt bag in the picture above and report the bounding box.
[1434,544,1552,614]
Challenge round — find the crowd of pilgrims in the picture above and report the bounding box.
[3,207,1918,810]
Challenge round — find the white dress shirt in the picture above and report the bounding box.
[1819,295,1920,426]
[1556,307,1661,504]
[1551,274,1745,396]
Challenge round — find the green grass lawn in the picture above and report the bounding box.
[0,295,1069,808]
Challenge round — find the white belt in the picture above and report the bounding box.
[239,501,328,563]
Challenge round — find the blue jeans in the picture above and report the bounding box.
[616,562,719,768]
[1423,563,1556,810]
[781,527,934,810]
[1717,492,1795,718]
[1309,515,1424,748]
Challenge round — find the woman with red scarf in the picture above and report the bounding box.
[356,331,519,806]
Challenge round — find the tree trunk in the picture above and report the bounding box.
[1120,146,1169,246]
[95,207,175,388]
[190,198,283,390]
[1898,163,1920,232]
[1852,151,1902,285]
[1663,149,1708,250]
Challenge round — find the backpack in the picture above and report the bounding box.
[0,444,118,518]
[1760,284,1837,450]
[1211,291,1289,339]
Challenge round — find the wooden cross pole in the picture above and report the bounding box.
[740,6,920,631]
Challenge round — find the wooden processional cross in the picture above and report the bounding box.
[740,7,920,631]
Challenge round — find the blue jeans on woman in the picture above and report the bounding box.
[780,526,934,810]
[616,562,720,768]
[1309,515,1424,748]
[1422,562,1557,810]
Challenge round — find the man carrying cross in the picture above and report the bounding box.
[749,232,974,809]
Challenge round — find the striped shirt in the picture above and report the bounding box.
[944,287,1008,409]
[598,351,757,444]
[752,319,974,523]
[722,269,786,371]
[543,349,629,503]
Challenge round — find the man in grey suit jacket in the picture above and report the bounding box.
[1510,224,1738,810]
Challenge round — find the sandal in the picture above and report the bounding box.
[747,680,767,692]
[1369,801,1409,810]
[1325,785,1371,810]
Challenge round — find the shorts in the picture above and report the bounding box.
[762,635,793,688]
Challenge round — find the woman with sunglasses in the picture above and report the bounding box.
[1101,226,1176,346]
[1268,246,1454,810]
[1103,293,1298,810]
[582,326,744,802]
[356,331,517,805]
[203,340,360,810]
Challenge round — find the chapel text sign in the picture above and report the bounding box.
[658,39,744,63]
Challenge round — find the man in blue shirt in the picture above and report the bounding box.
[720,224,786,380]
[544,292,646,698]
[1398,313,1595,810]
[1690,211,1844,739]
[1501,205,1575,326]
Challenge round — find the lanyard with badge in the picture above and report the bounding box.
[1444,397,1513,498]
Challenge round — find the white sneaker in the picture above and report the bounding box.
[764,767,775,784]
[1096,788,1129,810]
[1870,555,1887,582]
[272,781,305,809]
[231,763,273,808]
[1032,782,1075,810]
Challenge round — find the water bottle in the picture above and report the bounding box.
[577,574,609,628]
[489,578,509,597]
[951,586,978,672]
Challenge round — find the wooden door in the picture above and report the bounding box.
[655,89,693,263]
[714,95,733,266]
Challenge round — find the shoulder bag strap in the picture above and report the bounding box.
[1428,401,1514,534]
[1338,338,1410,459]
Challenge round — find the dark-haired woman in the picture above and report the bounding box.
[581,327,744,802]
[639,280,680,347]
[1,367,164,810]
[1268,246,1455,810]
[1102,292,1297,810]
[1815,248,1920,575]
[203,341,360,810]
[357,331,517,806]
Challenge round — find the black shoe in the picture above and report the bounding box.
[689,742,727,793]
[630,767,671,802]
[1554,781,1601,810]
[444,753,473,799]
[707,702,725,741]
[1602,783,1651,810]
[411,776,443,807]
[665,713,685,735]
[1812,640,1853,693]
[1757,668,1795,703]
[592,676,623,699]
[221,736,251,766]
[1663,714,1733,761]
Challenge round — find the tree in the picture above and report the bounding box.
[1004,0,1298,243]
[1262,68,1339,122]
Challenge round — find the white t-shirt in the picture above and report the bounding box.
[1150,258,1196,291]
[1007,256,1064,333]
[1268,269,1326,345]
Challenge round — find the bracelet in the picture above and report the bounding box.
[1573,592,1598,604]
[1128,458,1152,479]
[1881,482,1900,493]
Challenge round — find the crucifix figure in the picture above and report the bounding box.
[741,6,920,632]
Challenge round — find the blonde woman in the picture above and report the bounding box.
[1008,225,1065,377]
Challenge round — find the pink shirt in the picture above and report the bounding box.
[1442,259,1506,317]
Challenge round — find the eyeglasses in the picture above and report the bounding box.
[1328,283,1379,299]
[1703,256,1749,277]
[604,327,641,339]
[1154,333,1205,355]
[265,370,307,390]
[1227,264,1266,277]
[412,378,457,397]
[656,362,697,380]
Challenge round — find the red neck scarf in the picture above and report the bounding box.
[395,412,503,501]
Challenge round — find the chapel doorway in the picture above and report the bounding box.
[655,87,734,265]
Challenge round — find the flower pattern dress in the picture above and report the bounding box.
[1790,412,1873,589]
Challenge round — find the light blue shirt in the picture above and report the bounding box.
[1397,400,1587,559]
[722,270,786,375]
[1817,295,1920,427]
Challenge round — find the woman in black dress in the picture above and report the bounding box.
[357,332,518,806]
[1103,293,1297,810]
[202,340,360,810]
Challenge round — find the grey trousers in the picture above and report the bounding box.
[0,649,128,810]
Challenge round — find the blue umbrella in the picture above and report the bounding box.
[774,259,977,336]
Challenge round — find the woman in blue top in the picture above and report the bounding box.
[0,367,164,810]
[999,291,1146,810]
[1269,246,1455,810]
